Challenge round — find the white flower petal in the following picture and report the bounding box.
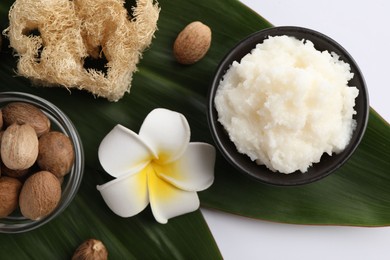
[139,108,190,164]
[148,169,199,224]
[98,124,155,178]
[97,166,150,218]
[153,143,216,192]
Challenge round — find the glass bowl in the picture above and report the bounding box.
[0,92,84,233]
[207,26,369,186]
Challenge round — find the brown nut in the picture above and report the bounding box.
[173,21,212,65]
[37,131,75,178]
[0,176,23,218]
[2,102,51,137]
[19,171,61,220]
[0,109,3,129]
[1,124,39,170]
[72,239,108,260]
[0,130,4,149]
[1,163,30,179]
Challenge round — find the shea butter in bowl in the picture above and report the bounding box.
[0,92,84,233]
[207,26,369,186]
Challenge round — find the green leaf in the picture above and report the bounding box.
[201,110,390,226]
[0,0,389,258]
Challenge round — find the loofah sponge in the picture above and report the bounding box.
[3,0,160,102]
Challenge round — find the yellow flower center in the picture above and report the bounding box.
[136,159,180,202]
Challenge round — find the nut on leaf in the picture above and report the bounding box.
[0,176,22,218]
[1,124,39,170]
[19,171,61,220]
[2,102,50,137]
[72,239,108,260]
[173,21,212,64]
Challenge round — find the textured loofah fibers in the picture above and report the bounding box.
[3,0,160,102]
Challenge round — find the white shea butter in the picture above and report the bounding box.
[215,35,359,174]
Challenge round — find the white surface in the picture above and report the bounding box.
[202,1,390,259]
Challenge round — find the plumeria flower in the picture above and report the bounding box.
[97,108,216,224]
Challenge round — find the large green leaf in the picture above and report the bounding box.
[202,109,390,226]
[0,0,389,258]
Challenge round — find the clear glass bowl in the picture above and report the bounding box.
[0,92,84,233]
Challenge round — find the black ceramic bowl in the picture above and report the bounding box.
[207,26,369,186]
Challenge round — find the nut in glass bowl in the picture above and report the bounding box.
[0,92,84,233]
[207,26,369,186]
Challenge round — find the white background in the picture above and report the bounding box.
[202,1,390,259]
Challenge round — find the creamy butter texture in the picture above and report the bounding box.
[215,35,359,174]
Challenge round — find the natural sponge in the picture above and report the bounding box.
[3,0,160,102]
